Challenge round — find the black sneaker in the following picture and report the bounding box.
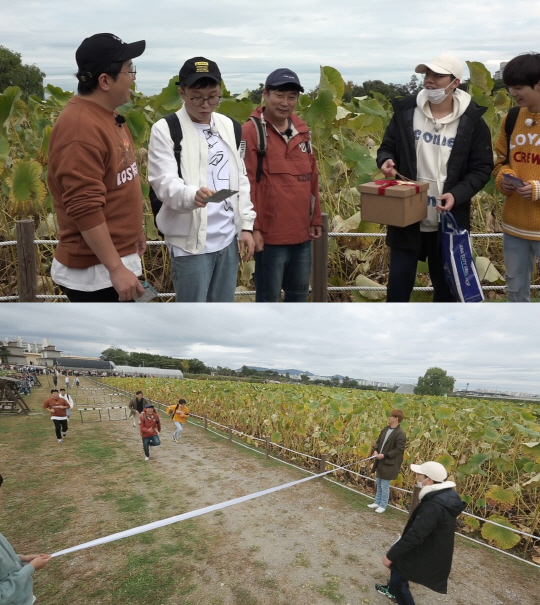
[375,583,396,601]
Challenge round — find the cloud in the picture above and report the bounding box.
[1,304,539,394]
[3,0,540,95]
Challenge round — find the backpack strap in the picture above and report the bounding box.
[164,112,183,178]
[231,118,242,149]
[505,107,520,164]
[248,116,267,182]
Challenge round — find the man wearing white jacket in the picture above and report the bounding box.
[148,57,255,302]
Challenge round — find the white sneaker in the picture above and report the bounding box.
[375,507,386,513]
[58,439,62,444]
[367,503,379,509]
[133,421,136,427]
[144,456,149,461]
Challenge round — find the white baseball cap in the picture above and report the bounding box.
[410,461,448,482]
[415,54,463,81]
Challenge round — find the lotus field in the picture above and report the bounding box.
[0,61,514,299]
[102,377,540,559]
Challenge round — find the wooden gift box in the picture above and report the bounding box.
[359,180,429,227]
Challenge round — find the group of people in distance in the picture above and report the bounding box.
[370,409,465,604]
[45,33,540,303]
[128,390,190,459]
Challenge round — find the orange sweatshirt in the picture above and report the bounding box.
[48,95,143,268]
[494,108,540,241]
[166,403,189,423]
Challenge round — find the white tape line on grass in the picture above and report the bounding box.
[51,455,376,558]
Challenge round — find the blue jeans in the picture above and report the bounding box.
[388,570,416,605]
[142,435,161,457]
[254,241,312,302]
[171,239,239,302]
[173,421,183,440]
[375,477,391,509]
[503,232,540,302]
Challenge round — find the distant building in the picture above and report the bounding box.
[493,61,508,80]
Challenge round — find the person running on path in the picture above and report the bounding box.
[166,398,190,442]
[43,389,70,443]
[139,404,161,460]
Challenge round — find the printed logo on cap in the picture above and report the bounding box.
[195,61,210,73]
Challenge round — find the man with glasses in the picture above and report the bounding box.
[377,54,493,302]
[148,57,255,302]
[48,33,146,302]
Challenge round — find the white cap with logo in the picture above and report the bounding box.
[410,461,448,482]
[415,54,464,81]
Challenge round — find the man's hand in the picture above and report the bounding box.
[195,187,216,208]
[22,554,52,571]
[516,182,533,200]
[382,555,392,568]
[310,225,322,239]
[109,265,144,301]
[500,174,516,194]
[253,230,264,253]
[381,159,397,178]
[436,192,455,213]
[239,231,255,261]
[376,453,385,460]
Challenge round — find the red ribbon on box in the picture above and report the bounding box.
[373,180,420,195]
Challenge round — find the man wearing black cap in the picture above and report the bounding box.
[242,68,322,302]
[48,33,147,302]
[148,57,255,302]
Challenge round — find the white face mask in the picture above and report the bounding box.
[417,480,425,488]
[424,79,456,104]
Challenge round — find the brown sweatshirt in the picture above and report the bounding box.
[48,95,143,268]
[43,396,69,418]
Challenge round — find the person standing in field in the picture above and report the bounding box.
[377,54,493,302]
[139,404,161,461]
[64,375,70,389]
[242,68,322,302]
[59,387,74,420]
[128,390,147,427]
[148,56,255,302]
[48,33,147,302]
[380,461,465,605]
[493,52,540,301]
[368,409,406,514]
[43,389,70,443]
[166,398,190,442]
[0,473,52,604]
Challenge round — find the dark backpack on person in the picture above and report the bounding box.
[504,106,521,162]
[148,113,243,238]
[247,116,268,182]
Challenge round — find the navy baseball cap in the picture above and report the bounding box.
[265,68,304,92]
[76,33,145,79]
[144,403,154,408]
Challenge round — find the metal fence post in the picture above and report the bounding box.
[16,219,37,302]
[311,213,329,302]
[318,453,327,478]
[228,425,233,441]
[265,436,270,459]
[204,415,208,430]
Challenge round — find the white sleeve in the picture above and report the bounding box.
[237,158,256,231]
[147,119,198,213]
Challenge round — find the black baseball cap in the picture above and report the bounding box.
[265,68,304,92]
[176,57,221,87]
[76,33,145,80]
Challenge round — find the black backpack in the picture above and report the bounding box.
[149,113,243,237]
[504,106,520,163]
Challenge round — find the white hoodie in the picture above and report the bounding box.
[414,88,471,231]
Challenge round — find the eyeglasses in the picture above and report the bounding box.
[120,65,137,78]
[189,95,222,106]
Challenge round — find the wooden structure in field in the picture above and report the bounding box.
[0,377,30,414]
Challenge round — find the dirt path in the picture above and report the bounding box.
[82,381,540,605]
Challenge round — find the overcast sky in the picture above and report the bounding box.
[1,0,536,95]
[1,304,539,394]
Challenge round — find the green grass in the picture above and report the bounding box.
[314,576,345,602]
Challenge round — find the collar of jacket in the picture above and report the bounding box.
[419,480,456,500]
[391,93,487,120]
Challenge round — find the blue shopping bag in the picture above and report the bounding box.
[441,212,484,303]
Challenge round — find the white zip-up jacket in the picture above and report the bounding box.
[148,105,255,254]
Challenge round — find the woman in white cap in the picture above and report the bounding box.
[379,461,465,604]
[377,54,493,302]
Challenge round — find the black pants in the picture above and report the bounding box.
[53,419,68,439]
[59,285,124,303]
[387,230,455,302]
